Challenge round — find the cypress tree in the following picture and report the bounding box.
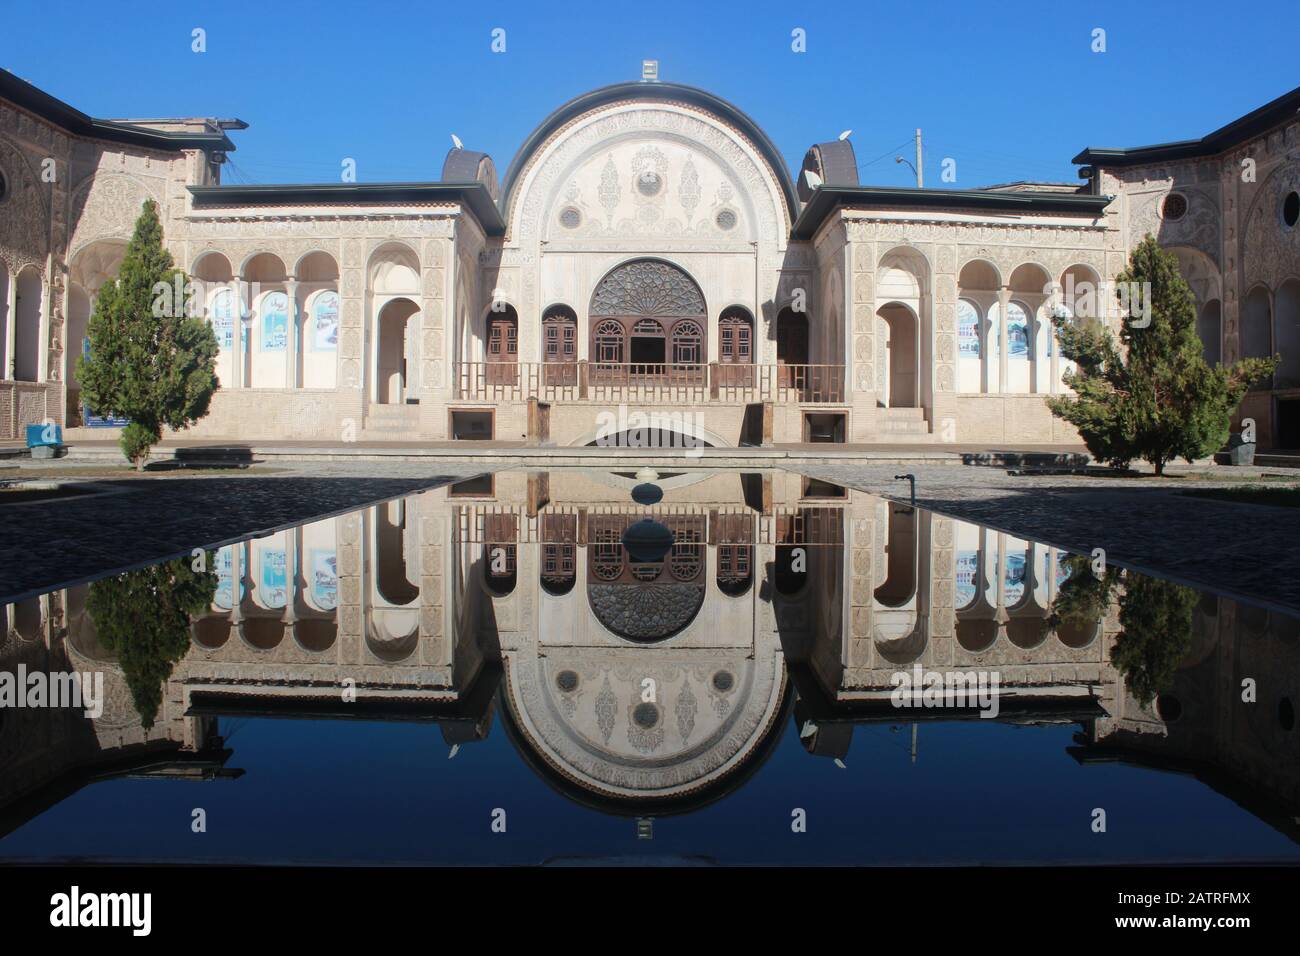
[1047,234,1276,475]
[85,555,217,729]
[77,199,219,470]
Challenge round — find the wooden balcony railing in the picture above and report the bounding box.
[456,361,845,404]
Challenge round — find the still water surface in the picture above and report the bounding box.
[1,468,1296,864]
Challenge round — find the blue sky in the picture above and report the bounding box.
[2,0,1295,190]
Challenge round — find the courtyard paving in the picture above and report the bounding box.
[0,465,488,601]
[798,462,1300,615]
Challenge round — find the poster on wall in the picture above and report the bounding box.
[261,549,288,608]
[957,300,980,358]
[1007,303,1029,359]
[214,546,237,610]
[955,550,978,608]
[262,293,288,352]
[210,289,236,349]
[310,549,338,610]
[1004,552,1027,605]
[314,292,339,351]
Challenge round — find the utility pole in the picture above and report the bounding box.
[896,129,924,188]
[914,128,923,188]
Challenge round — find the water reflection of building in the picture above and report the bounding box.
[1,471,1297,841]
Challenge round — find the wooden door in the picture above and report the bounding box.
[487,314,518,386]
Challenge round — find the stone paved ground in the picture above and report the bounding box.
[0,464,488,601]
[797,463,1300,615]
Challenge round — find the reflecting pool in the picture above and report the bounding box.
[1,467,1297,864]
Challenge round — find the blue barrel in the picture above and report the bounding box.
[25,423,63,447]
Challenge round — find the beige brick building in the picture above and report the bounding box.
[1,69,1297,448]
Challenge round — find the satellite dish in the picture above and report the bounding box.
[838,129,852,141]
[450,133,464,149]
[803,169,824,189]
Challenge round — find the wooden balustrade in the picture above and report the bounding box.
[456,361,845,404]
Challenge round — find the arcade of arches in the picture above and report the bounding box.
[2,73,1298,448]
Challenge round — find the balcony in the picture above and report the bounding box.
[456,361,845,404]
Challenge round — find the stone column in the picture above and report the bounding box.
[233,278,247,389]
[4,277,16,379]
[37,254,52,384]
[996,286,1011,394]
[286,276,299,389]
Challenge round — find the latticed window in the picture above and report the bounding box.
[719,309,752,363]
[718,545,752,582]
[589,259,707,374]
[671,320,703,366]
[543,307,577,361]
[594,319,625,364]
[591,521,623,581]
[488,317,517,357]
[482,513,517,579]
[541,513,577,592]
[668,518,704,582]
[542,543,575,578]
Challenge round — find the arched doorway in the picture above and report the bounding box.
[589,259,707,384]
[486,305,519,386]
[1243,286,1273,390]
[776,307,808,388]
[378,298,420,403]
[719,306,754,387]
[876,302,918,408]
[542,304,577,386]
[14,267,42,382]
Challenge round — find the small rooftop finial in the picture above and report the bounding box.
[641,59,659,82]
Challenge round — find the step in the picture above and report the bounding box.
[877,407,927,419]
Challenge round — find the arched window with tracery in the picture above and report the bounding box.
[670,320,704,382]
[589,258,706,382]
[591,519,624,581]
[594,319,625,368]
[667,518,704,582]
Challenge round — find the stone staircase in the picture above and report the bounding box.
[362,403,422,441]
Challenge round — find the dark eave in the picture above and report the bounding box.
[1073,85,1300,168]
[791,185,1111,241]
[0,68,235,153]
[187,181,506,236]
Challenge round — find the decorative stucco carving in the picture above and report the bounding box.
[1242,159,1300,289]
